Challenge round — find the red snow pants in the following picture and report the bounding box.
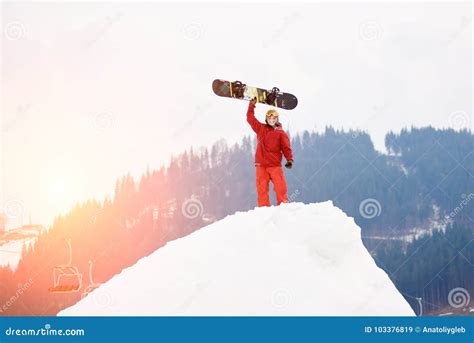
[256,166,289,207]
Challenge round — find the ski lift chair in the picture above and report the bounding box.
[48,239,83,293]
[81,260,101,298]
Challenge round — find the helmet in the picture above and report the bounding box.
[265,109,280,125]
[265,109,279,118]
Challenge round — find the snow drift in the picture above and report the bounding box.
[59,201,415,316]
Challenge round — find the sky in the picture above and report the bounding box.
[1,1,472,229]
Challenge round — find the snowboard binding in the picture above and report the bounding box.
[265,87,280,106]
[230,81,246,99]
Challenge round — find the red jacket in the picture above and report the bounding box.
[247,102,293,167]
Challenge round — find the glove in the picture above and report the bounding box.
[285,160,293,169]
[249,98,257,106]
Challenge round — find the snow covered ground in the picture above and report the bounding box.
[59,202,415,316]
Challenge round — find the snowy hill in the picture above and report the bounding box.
[59,202,415,316]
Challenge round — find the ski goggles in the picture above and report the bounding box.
[265,110,279,118]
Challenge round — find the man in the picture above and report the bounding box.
[246,98,294,207]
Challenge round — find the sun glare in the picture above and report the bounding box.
[41,158,87,215]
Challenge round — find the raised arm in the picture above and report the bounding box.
[247,99,264,134]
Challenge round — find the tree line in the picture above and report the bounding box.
[0,126,472,315]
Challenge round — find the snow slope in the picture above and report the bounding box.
[59,201,415,316]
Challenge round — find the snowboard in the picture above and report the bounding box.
[212,79,298,110]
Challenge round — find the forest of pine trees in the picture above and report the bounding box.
[0,126,472,315]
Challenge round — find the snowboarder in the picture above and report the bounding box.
[247,98,294,207]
